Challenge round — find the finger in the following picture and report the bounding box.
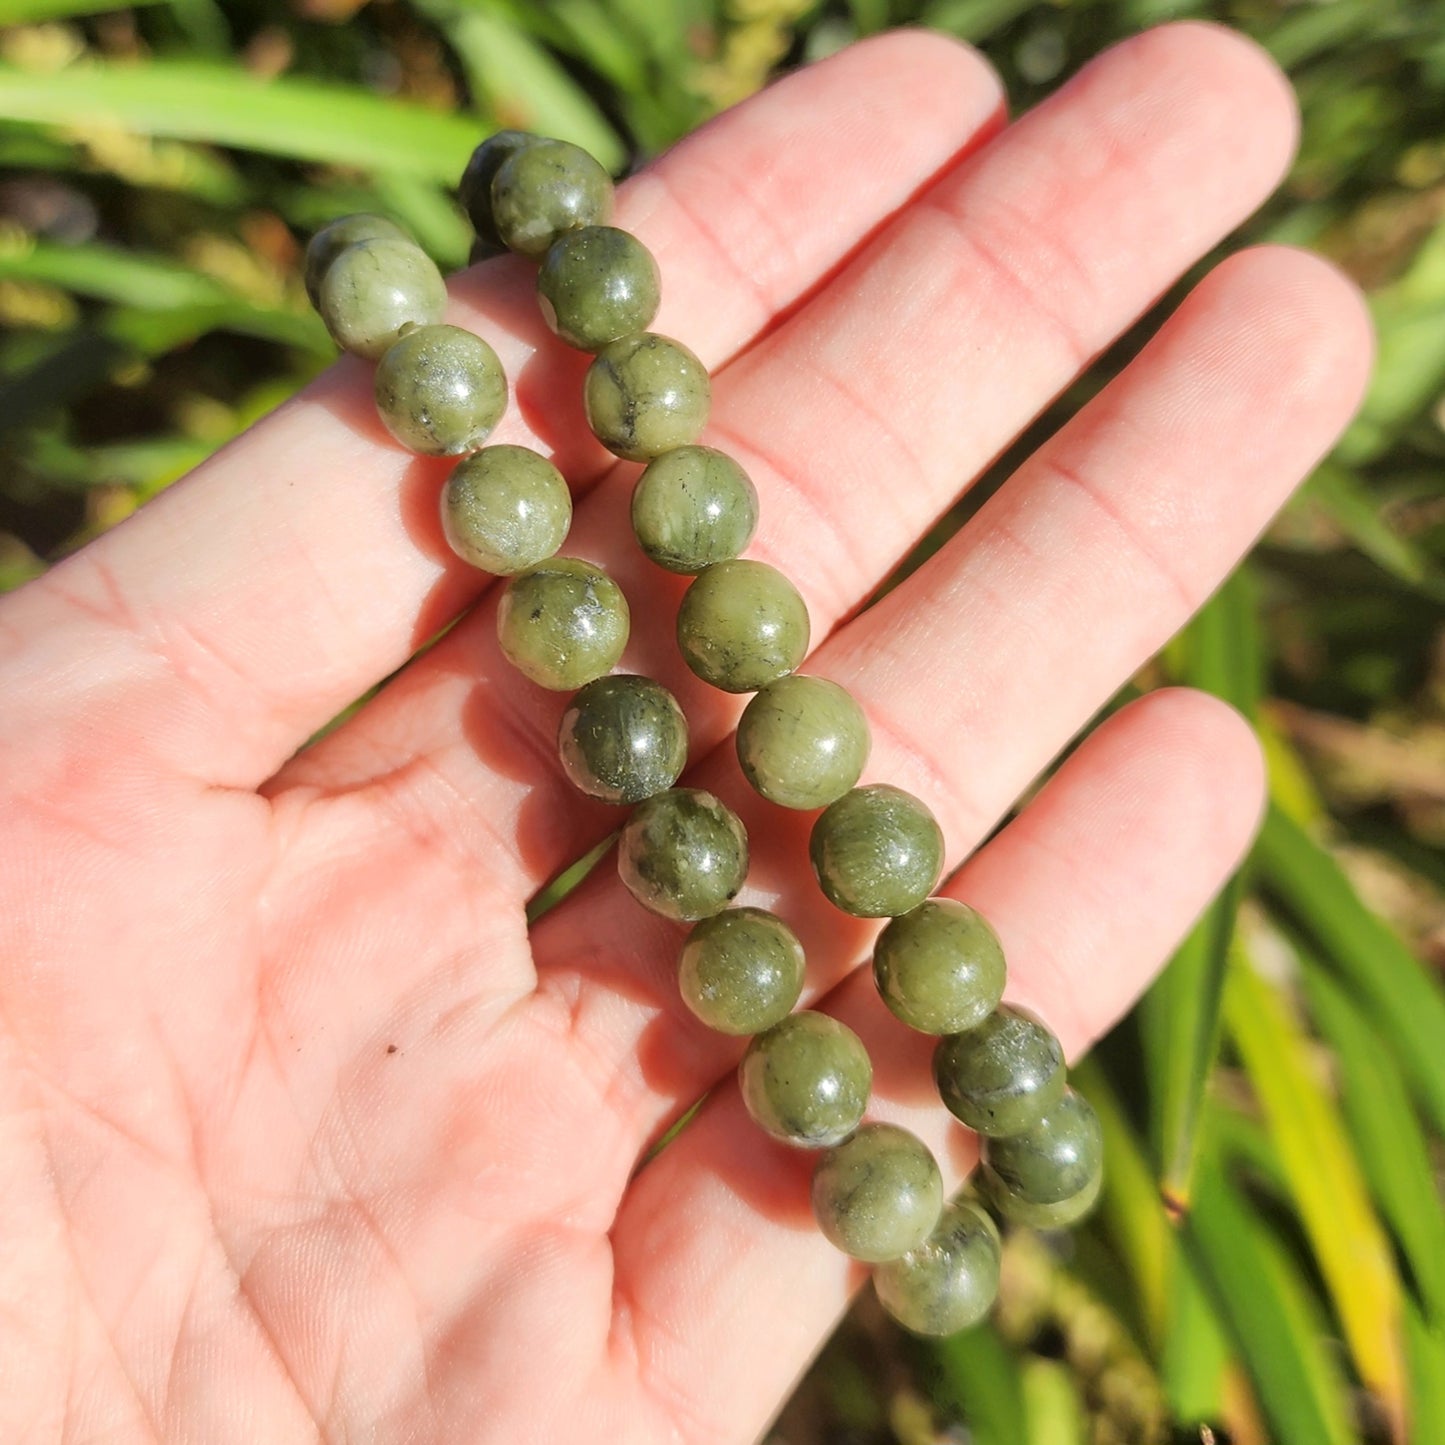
[0,31,1003,787]
[524,241,1369,1138]
[289,21,1299,896]
[603,688,1264,1444]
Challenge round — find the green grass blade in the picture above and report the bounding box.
[0,0,160,18]
[1,240,232,309]
[1021,1358,1085,1445]
[1225,950,1408,1435]
[1254,803,1445,1136]
[0,62,483,181]
[1405,1297,1445,1442]
[913,1323,1026,1445]
[1301,963,1445,1324]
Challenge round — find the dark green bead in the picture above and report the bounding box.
[374,324,507,456]
[490,138,613,257]
[678,907,805,1036]
[978,1161,1102,1229]
[738,1011,870,1148]
[441,444,572,574]
[618,787,748,922]
[982,1087,1103,1220]
[316,237,447,359]
[305,212,409,307]
[631,445,758,574]
[584,332,711,461]
[872,1199,1002,1336]
[557,674,687,804]
[811,1123,944,1263]
[933,1007,1066,1138]
[810,785,945,919]
[459,130,537,250]
[873,899,1006,1036]
[676,559,810,694]
[538,226,661,352]
[737,675,869,810]
[496,557,629,691]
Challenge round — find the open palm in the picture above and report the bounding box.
[0,24,1369,1444]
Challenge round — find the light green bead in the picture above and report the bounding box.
[873,898,1006,1036]
[676,559,810,694]
[811,1123,944,1263]
[631,445,758,574]
[441,444,571,574]
[557,674,688,804]
[459,130,537,251]
[496,557,629,690]
[316,237,446,359]
[538,226,660,352]
[490,138,613,257]
[981,1087,1103,1224]
[872,1199,1002,1336]
[584,333,711,461]
[374,324,507,456]
[618,788,748,922]
[978,1163,1102,1229]
[810,785,945,919]
[739,1011,871,1148]
[305,213,410,307]
[933,1007,1066,1138]
[678,907,805,1035]
[736,674,869,810]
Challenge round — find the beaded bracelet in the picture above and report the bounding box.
[304,129,1104,1339]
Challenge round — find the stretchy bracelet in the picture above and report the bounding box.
[303,128,1103,1340]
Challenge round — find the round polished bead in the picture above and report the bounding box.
[676,559,810,694]
[872,1199,1002,1336]
[441,444,572,574]
[978,1165,1102,1228]
[305,212,409,307]
[557,674,687,804]
[374,324,507,456]
[496,557,629,690]
[631,445,758,574]
[933,1007,1066,1138]
[737,675,869,810]
[981,1087,1103,1225]
[459,129,537,251]
[584,333,711,461]
[316,237,446,359]
[873,899,1006,1035]
[810,785,945,918]
[811,1123,945,1263]
[490,138,613,257]
[738,1011,871,1148]
[678,907,805,1035]
[618,787,748,922]
[538,226,661,352]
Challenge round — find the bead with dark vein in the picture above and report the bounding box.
[538,225,661,352]
[557,674,688,804]
[617,787,749,922]
[678,907,805,1035]
[872,898,1006,1035]
[676,559,810,694]
[490,138,613,257]
[584,332,711,461]
[810,784,944,918]
[374,324,507,456]
[316,237,447,360]
[459,129,538,253]
[631,445,758,574]
[736,674,869,810]
[738,1011,870,1147]
[305,212,410,307]
[979,1088,1103,1227]
[441,444,572,575]
[811,1123,945,1263]
[496,557,629,690]
[933,1006,1066,1138]
[872,1198,1002,1336]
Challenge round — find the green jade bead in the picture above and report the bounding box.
[933,1006,1066,1138]
[811,1123,945,1264]
[873,898,1006,1036]
[305,212,409,307]
[490,138,614,257]
[737,674,869,810]
[459,130,537,252]
[374,324,507,456]
[738,1011,871,1148]
[496,557,629,691]
[557,674,688,804]
[872,1199,1002,1337]
[676,559,810,694]
[810,785,944,919]
[981,1087,1104,1227]
[584,333,711,461]
[538,226,661,352]
[979,1168,1102,1229]
[441,444,572,575]
[316,237,447,360]
[618,788,748,922]
[631,445,758,574]
[678,907,805,1035]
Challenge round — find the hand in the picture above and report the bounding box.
[0,23,1369,1444]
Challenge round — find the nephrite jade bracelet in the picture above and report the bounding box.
[304,128,1103,1338]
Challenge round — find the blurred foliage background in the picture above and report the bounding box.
[0,0,1442,1441]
